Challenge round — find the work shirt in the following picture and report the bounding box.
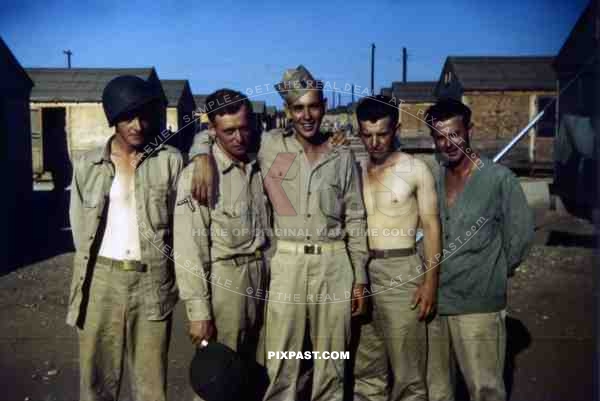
[189,128,369,284]
[67,136,183,327]
[436,156,534,315]
[174,143,269,320]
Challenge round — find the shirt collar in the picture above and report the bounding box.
[284,131,339,162]
[213,142,258,175]
[89,135,167,165]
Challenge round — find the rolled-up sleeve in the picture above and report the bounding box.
[343,153,369,284]
[173,166,213,321]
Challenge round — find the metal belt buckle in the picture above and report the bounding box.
[121,260,147,272]
[121,261,135,271]
[304,244,322,255]
[232,255,243,267]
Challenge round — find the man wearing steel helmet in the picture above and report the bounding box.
[187,65,369,401]
[67,75,183,401]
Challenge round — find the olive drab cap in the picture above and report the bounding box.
[102,75,163,126]
[275,65,322,104]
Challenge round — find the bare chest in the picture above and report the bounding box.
[363,169,416,216]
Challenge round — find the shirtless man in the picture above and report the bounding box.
[352,95,441,401]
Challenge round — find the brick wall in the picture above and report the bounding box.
[399,102,433,137]
[462,91,555,164]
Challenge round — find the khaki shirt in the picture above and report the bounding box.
[189,128,369,284]
[67,136,183,327]
[174,144,269,321]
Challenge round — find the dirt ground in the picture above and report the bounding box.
[0,201,595,401]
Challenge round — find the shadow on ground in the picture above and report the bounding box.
[3,190,74,276]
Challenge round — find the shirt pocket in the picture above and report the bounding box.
[318,182,344,221]
[217,204,253,248]
[268,152,298,181]
[82,192,103,235]
[148,185,170,231]
[264,153,299,215]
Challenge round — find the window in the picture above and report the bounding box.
[536,96,556,137]
[444,71,452,86]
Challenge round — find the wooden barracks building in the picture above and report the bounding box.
[434,56,557,165]
[26,67,167,183]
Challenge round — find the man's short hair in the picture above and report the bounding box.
[356,95,399,128]
[205,89,252,123]
[425,98,472,132]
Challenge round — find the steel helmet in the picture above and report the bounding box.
[102,75,163,126]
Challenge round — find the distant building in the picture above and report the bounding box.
[192,94,209,132]
[161,79,196,152]
[27,67,167,183]
[266,106,278,130]
[0,37,34,266]
[381,81,437,149]
[251,100,267,133]
[551,3,597,219]
[434,56,557,165]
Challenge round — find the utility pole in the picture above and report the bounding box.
[370,43,376,95]
[63,50,72,69]
[338,93,341,108]
[402,47,407,83]
[351,84,355,104]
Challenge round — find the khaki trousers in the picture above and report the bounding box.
[427,311,507,401]
[78,260,171,401]
[263,246,354,401]
[211,257,266,357]
[193,257,267,401]
[353,253,427,401]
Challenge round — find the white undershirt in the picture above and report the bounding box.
[97,169,142,261]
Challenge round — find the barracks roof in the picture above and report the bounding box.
[26,67,159,102]
[160,79,192,107]
[193,94,208,109]
[436,56,556,94]
[388,81,437,103]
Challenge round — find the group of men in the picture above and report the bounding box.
[68,65,535,401]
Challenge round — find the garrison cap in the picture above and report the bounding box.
[275,65,322,105]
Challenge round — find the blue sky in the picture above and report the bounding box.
[1,0,588,107]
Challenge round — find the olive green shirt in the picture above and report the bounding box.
[436,156,535,315]
[174,144,269,321]
[189,128,369,284]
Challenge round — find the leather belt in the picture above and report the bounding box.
[96,256,148,272]
[369,247,416,259]
[217,249,263,266]
[277,241,346,255]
